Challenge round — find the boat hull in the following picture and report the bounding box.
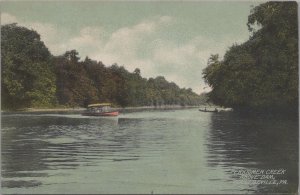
[82,111,119,117]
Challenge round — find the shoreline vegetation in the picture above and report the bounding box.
[1,2,298,115]
[2,105,219,113]
[202,2,298,115]
[2,25,206,111]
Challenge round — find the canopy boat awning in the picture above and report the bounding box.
[88,103,112,107]
[82,103,119,116]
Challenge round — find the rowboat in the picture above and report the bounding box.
[199,108,218,113]
[82,103,119,116]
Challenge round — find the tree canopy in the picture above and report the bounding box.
[1,24,56,109]
[1,24,205,110]
[203,2,298,113]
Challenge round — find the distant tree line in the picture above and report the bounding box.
[203,2,298,113]
[1,23,205,110]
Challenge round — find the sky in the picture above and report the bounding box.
[1,1,262,94]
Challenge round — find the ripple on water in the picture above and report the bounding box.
[1,109,298,194]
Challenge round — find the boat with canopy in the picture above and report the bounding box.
[82,103,119,116]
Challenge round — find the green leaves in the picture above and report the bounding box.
[202,2,298,112]
[2,24,204,110]
[1,24,56,109]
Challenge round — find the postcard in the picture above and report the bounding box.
[1,1,298,194]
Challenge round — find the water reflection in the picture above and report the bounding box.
[1,110,298,194]
[1,115,144,188]
[206,112,298,193]
[2,113,174,190]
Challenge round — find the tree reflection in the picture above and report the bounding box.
[206,112,298,193]
[2,116,84,188]
[1,114,146,189]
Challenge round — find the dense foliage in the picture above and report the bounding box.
[1,24,205,110]
[1,24,57,109]
[53,50,204,107]
[203,2,298,113]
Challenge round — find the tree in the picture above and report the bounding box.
[54,51,98,107]
[1,24,57,109]
[64,50,80,63]
[133,68,141,76]
[202,2,298,113]
[2,24,204,109]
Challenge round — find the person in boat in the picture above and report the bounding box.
[214,108,218,112]
[205,107,207,111]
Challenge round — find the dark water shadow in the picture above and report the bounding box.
[206,112,298,194]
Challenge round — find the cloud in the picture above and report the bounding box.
[149,36,227,93]
[89,16,174,71]
[64,26,104,57]
[70,27,103,47]
[1,12,66,55]
[1,12,245,94]
[1,12,18,24]
[28,23,58,44]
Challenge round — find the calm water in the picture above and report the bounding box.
[1,108,298,194]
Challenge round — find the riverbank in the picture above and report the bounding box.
[2,105,202,113]
[1,107,85,113]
